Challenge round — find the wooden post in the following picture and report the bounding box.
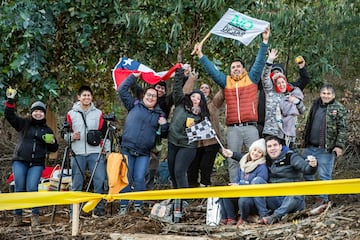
[72,203,80,236]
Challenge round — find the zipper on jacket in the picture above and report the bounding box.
[236,82,241,123]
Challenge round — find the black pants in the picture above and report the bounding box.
[187,143,220,187]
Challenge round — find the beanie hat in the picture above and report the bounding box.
[272,72,293,93]
[249,138,266,156]
[156,81,167,91]
[271,63,285,74]
[31,101,46,114]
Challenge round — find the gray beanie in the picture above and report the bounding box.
[31,101,46,113]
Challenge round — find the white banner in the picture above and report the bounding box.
[210,8,269,46]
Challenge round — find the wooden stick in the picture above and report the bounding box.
[214,135,224,151]
[72,203,80,236]
[191,32,211,55]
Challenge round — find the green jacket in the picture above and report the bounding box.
[303,98,347,152]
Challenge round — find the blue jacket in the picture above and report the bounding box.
[118,75,169,155]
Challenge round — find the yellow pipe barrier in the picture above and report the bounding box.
[0,179,359,212]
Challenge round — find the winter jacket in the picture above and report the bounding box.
[168,69,202,148]
[199,42,268,125]
[267,149,317,183]
[261,63,306,142]
[119,74,169,156]
[303,98,347,152]
[5,100,58,166]
[64,101,109,155]
[231,152,268,184]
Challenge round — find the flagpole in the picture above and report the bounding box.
[214,135,224,151]
[191,32,212,55]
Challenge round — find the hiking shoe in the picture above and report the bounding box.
[226,218,237,225]
[92,209,105,218]
[31,214,40,227]
[134,205,144,215]
[312,198,328,208]
[258,215,279,225]
[118,206,128,216]
[220,219,228,225]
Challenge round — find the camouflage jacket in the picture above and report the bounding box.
[303,98,348,151]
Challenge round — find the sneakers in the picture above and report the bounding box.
[312,198,328,208]
[31,214,40,227]
[258,215,279,225]
[118,206,128,216]
[10,215,22,227]
[226,218,237,225]
[92,209,105,218]
[133,205,144,215]
[309,200,331,215]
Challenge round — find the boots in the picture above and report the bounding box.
[31,214,40,227]
[10,215,22,227]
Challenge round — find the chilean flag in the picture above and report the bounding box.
[112,57,181,89]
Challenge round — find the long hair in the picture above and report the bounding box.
[183,90,210,120]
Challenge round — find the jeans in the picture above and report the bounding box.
[266,195,305,219]
[12,160,43,215]
[187,144,219,187]
[167,142,197,189]
[239,177,268,219]
[71,153,106,211]
[302,146,335,201]
[120,150,150,207]
[220,198,238,220]
[227,125,259,183]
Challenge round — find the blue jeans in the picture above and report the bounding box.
[167,142,197,189]
[239,177,268,219]
[120,150,150,207]
[71,153,106,211]
[266,195,305,219]
[12,160,43,215]
[302,146,335,201]
[220,198,238,220]
[227,125,259,183]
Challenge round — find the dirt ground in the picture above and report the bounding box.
[0,194,360,240]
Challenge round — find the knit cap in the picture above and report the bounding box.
[249,138,266,156]
[31,101,46,114]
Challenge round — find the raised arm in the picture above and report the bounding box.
[118,73,139,111]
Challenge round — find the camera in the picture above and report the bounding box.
[103,112,116,121]
[63,121,70,130]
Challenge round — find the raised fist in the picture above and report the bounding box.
[6,87,17,99]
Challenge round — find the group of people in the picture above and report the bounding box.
[4,25,347,227]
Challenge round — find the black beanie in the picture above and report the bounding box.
[271,63,285,74]
[156,81,167,91]
[31,101,46,114]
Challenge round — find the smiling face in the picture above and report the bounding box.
[266,139,282,159]
[249,147,264,161]
[155,84,166,97]
[320,88,335,104]
[190,93,201,107]
[199,84,210,97]
[230,61,245,78]
[143,88,158,108]
[78,90,93,109]
[31,110,45,120]
[275,77,288,93]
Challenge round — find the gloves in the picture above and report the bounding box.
[6,87,17,99]
[42,134,55,144]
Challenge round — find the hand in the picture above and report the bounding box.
[72,131,81,141]
[158,116,167,125]
[222,148,233,158]
[182,63,192,76]
[192,42,203,57]
[306,155,317,167]
[262,25,270,44]
[6,87,17,99]
[288,95,300,104]
[132,72,141,78]
[188,70,199,81]
[332,147,343,157]
[267,49,278,63]
[295,56,305,69]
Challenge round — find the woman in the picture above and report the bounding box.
[118,73,169,215]
[221,138,268,225]
[262,49,306,147]
[5,88,59,227]
[183,77,224,187]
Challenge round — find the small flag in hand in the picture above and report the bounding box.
[186,117,216,143]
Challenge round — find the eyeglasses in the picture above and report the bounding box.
[145,92,157,98]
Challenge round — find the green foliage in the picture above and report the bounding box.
[0,0,358,115]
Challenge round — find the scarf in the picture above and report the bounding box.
[239,153,266,173]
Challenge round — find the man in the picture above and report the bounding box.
[64,85,110,217]
[193,27,270,183]
[257,56,310,137]
[302,83,347,207]
[258,136,317,224]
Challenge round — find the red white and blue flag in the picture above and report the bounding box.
[112,57,181,89]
